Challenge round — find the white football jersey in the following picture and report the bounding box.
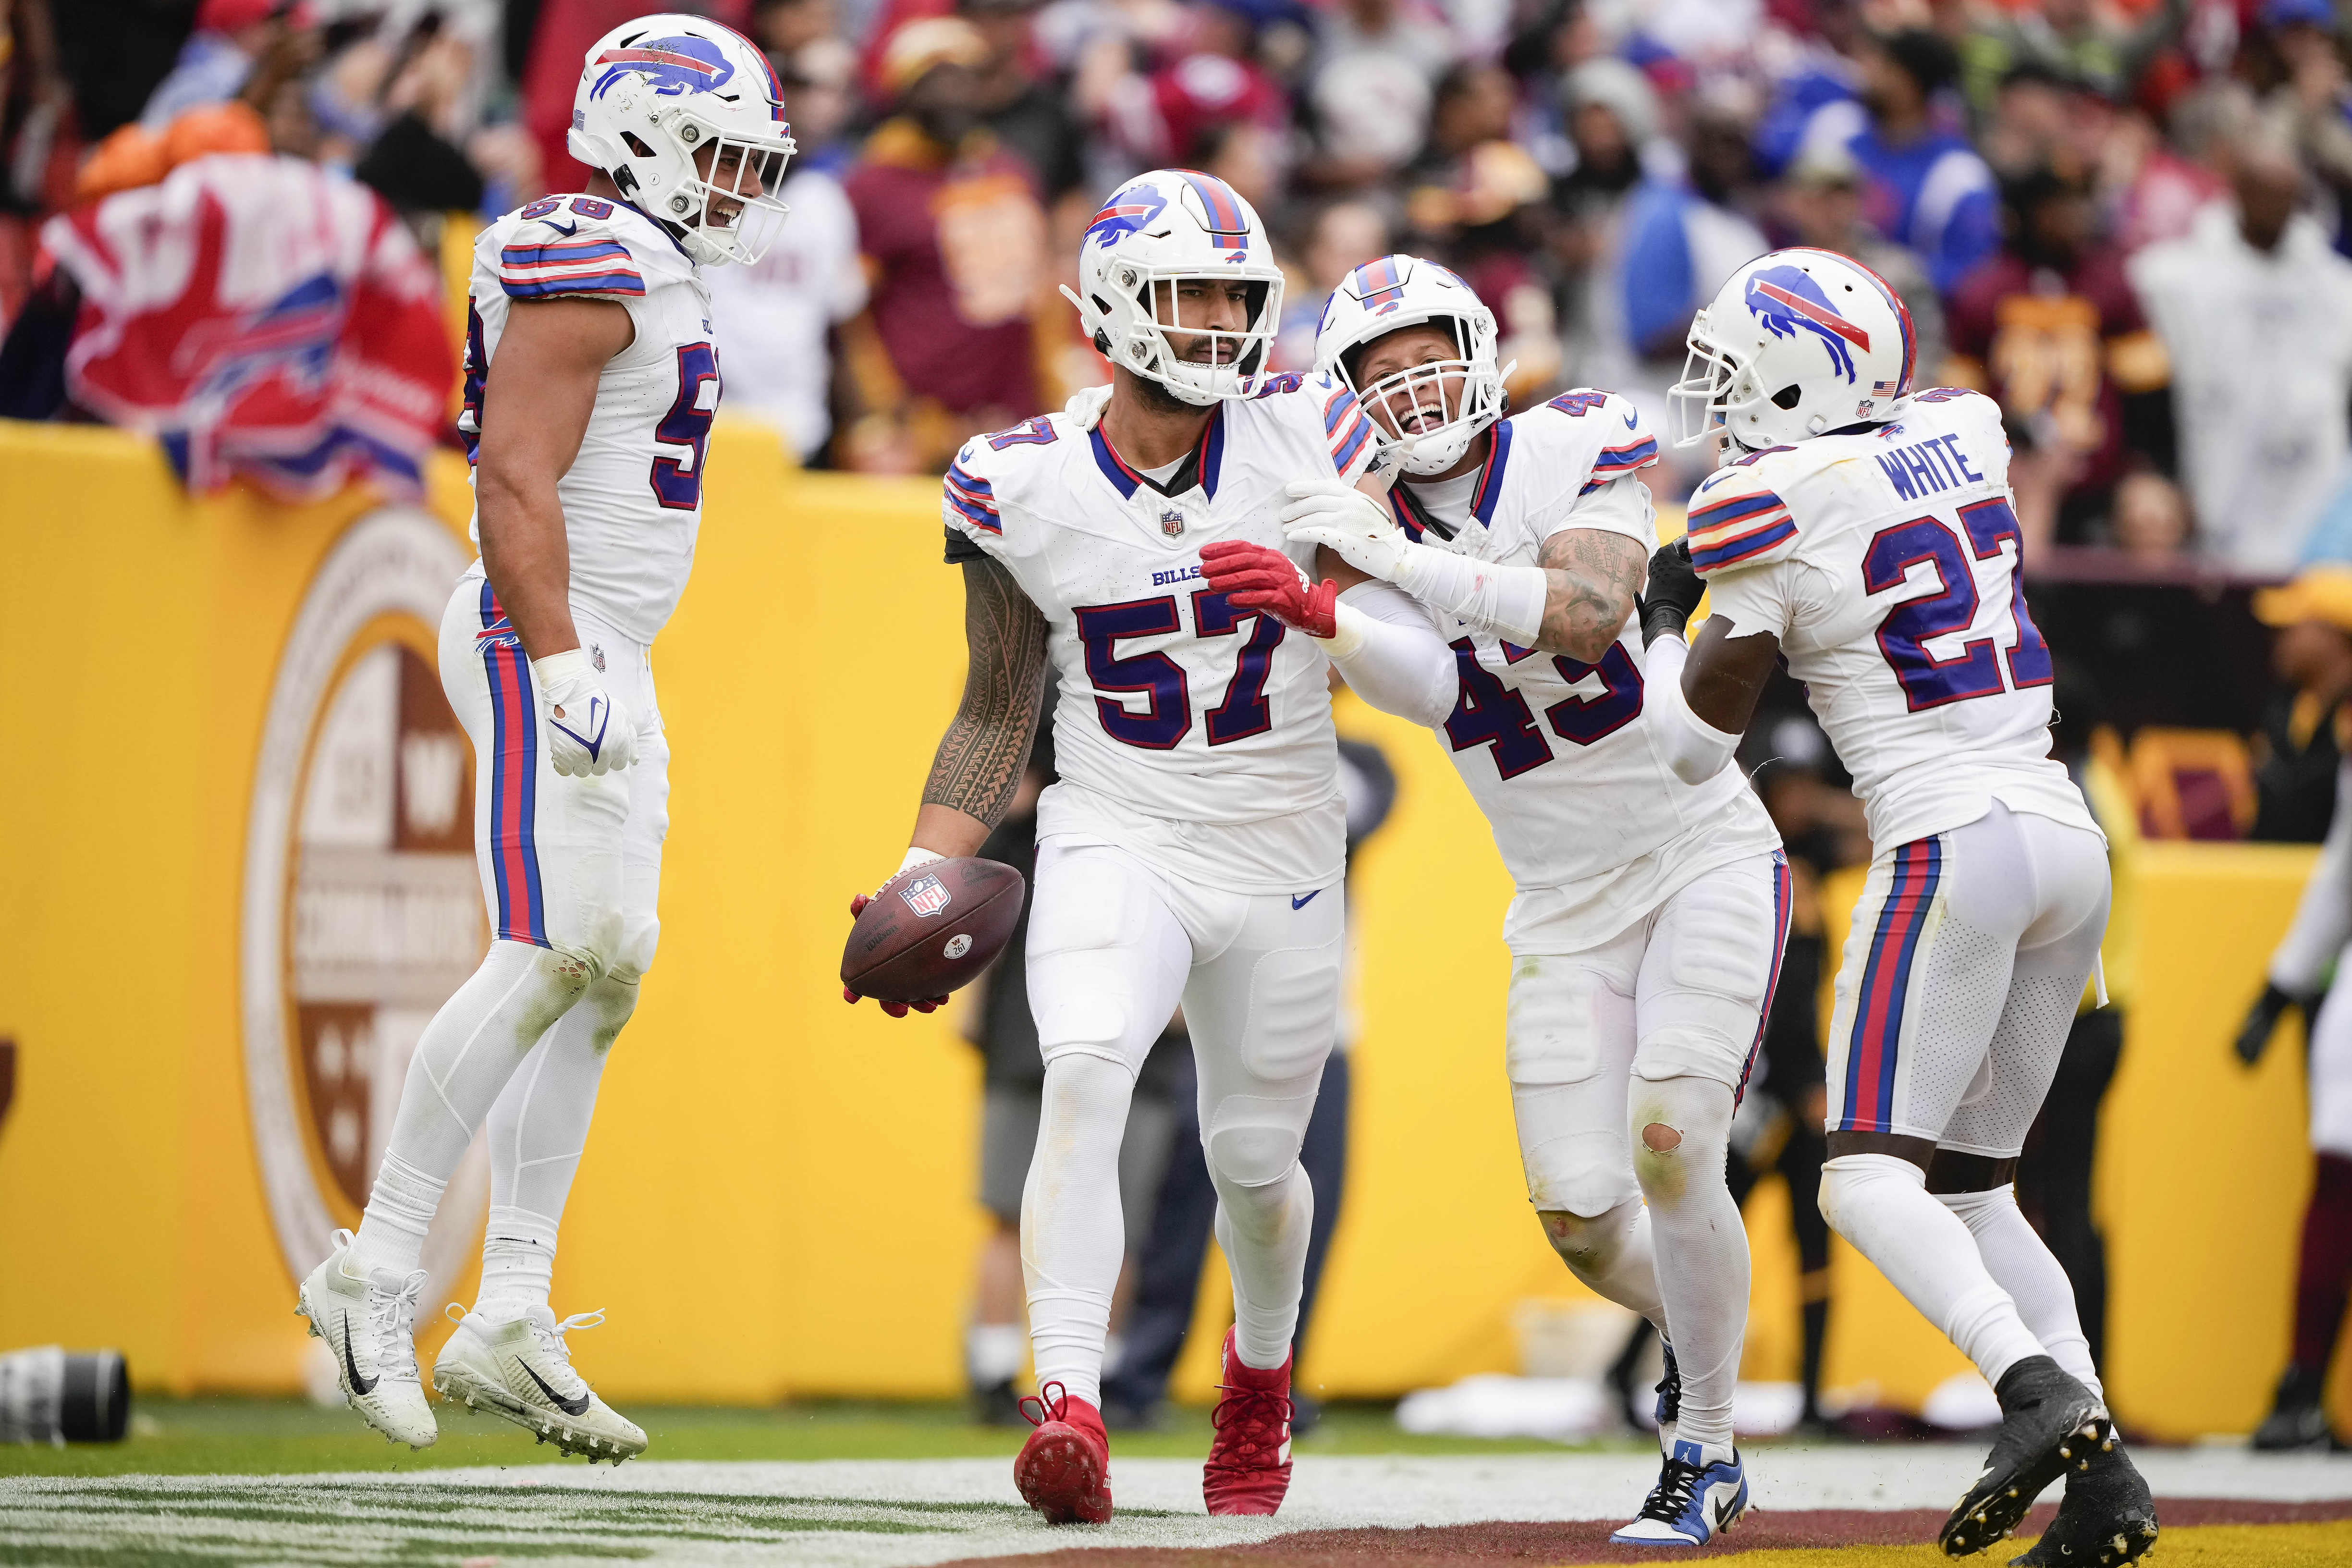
[1393,390,1780,953]
[1691,388,2097,850]
[461,194,718,645]
[943,373,1381,894]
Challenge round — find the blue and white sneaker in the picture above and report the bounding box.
[1611,1438,1749,1546]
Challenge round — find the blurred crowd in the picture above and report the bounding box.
[9,0,2352,565]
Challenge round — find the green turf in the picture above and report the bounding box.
[0,1397,1640,1477]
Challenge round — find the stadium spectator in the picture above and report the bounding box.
[2247,567,2352,844]
[2110,470,2193,560]
[1796,28,1999,298]
[1945,167,2171,556]
[838,15,1048,472]
[964,0,1085,205]
[1553,57,1656,397]
[2132,139,2352,574]
[1270,197,1391,372]
[140,0,313,130]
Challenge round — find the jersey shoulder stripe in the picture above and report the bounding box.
[1686,476,1796,574]
[1582,433,1660,494]
[943,458,1002,534]
[1323,382,1375,474]
[498,237,646,298]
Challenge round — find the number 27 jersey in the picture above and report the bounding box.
[461,195,718,645]
[1692,389,2096,850]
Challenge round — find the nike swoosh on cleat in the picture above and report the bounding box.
[340,1314,377,1396]
[1291,890,1320,909]
[519,1360,592,1416]
[1715,1496,1738,1530]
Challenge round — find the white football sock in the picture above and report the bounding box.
[968,1323,1026,1386]
[1939,1184,2101,1399]
[1211,1158,1315,1371]
[1820,1153,2046,1386]
[478,1205,559,1314]
[351,940,590,1276]
[475,973,634,1309]
[352,1152,446,1278]
[1632,1076,1747,1449]
[1539,1197,1666,1330]
[1021,1054,1133,1407]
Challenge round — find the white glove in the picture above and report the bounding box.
[1064,383,1113,430]
[1280,479,1411,581]
[532,648,637,778]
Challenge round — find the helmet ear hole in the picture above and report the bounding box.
[622,132,657,159]
[1771,383,1803,410]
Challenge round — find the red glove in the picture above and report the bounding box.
[842,890,948,1017]
[1199,539,1338,638]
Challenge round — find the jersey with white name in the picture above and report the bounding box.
[461,194,717,645]
[943,373,1380,894]
[1691,388,2096,850]
[1396,389,1781,953]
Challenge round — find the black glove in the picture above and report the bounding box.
[2235,981,2301,1066]
[1641,537,1705,646]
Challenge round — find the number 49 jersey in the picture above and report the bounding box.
[1691,388,2098,850]
[943,374,1382,895]
[462,195,718,645]
[1407,391,1780,953]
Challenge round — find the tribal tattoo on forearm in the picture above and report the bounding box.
[1532,528,1649,662]
[922,556,1051,828]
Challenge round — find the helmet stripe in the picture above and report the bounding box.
[1177,171,1250,240]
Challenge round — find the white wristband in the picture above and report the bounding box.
[898,846,946,875]
[1394,542,1548,647]
[1311,601,1369,660]
[531,647,592,684]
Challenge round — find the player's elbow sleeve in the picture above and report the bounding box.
[1643,634,1741,784]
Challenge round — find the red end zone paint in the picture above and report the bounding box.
[934,1498,2352,1567]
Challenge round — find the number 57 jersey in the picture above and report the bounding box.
[942,376,1383,895]
[461,195,719,645]
[1691,388,2097,850]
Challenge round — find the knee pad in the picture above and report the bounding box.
[609,911,659,987]
[1627,1074,1734,1203]
[1521,1123,1641,1218]
[1203,1093,1313,1188]
[576,973,639,1053]
[1817,1151,1923,1235]
[1537,1195,1642,1271]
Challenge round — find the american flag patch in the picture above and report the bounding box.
[1872,380,1903,398]
[900,875,952,918]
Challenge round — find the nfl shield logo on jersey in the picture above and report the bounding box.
[901,875,953,918]
[1161,508,1186,539]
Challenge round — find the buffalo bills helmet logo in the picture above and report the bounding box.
[1086,182,1169,249]
[592,35,736,100]
[1744,264,1872,383]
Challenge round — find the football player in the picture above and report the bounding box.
[853,169,1453,1524]
[296,15,795,1462]
[1640,249,2156,1565]
[1203,256,1784,1546]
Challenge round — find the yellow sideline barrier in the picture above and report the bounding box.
[0,418,2328,1440]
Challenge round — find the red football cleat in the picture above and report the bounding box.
[1014,1382,1113,1524]
[1203,1328,1294,1516]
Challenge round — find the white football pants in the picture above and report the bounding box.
[1021,838,1344,1406]
[1508,849,1791,1449]
[347,571,667,1295]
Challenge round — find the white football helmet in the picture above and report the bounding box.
[1669,247,1919,453]
[1061,170,1285,405]
[1313,254,1506,476]
[569,15,796,267]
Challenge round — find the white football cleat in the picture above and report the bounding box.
[433,1301,647,1462]
[294,1229,436,1448]
[1611,1437,1749,1546]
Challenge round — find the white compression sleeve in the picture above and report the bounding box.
[1393,542,1549,648]
[1318,580,1458,727]
[1641,632,1742,785]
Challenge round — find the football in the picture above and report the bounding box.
[840,857,1027,1003]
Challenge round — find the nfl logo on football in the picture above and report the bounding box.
[1161,508,1185,539]
[900,875,953,918]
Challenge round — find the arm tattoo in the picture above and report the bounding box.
[923,555,1052,828]
[1532,528,1648,662]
